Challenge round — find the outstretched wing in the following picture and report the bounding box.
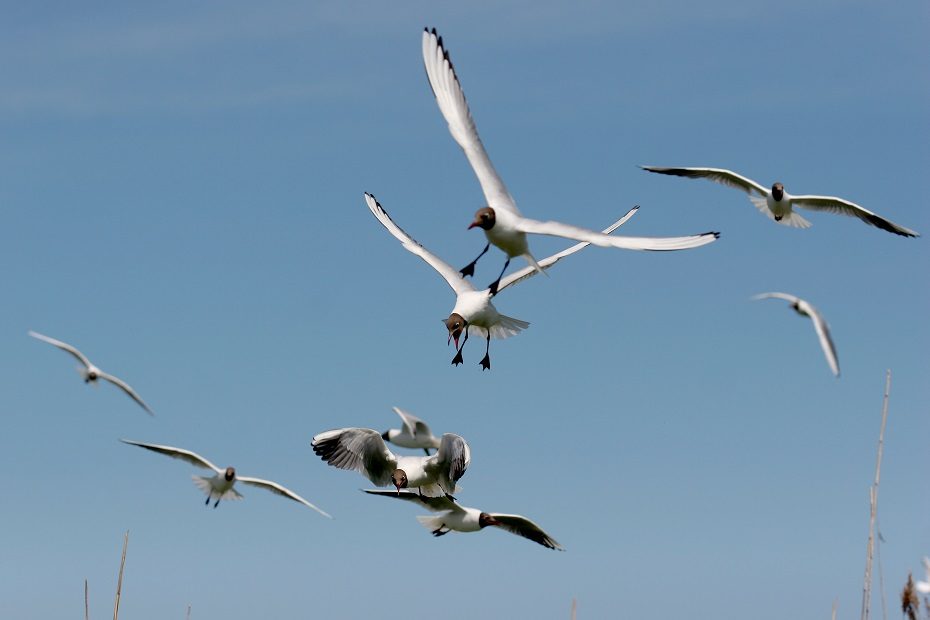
[97,371,154,416]
[392,406,432,438]
[790,194,919,237]
[422,28,519,215]
[361,489,460,513]
[427,433,470,493]
[364,193,474,296]
[120,439,221,473]
[515,217,718,251]
[237,476,332,518]
[640,166,769,197]
[28,330,92,368]
[496,207,637,293]
[752,292,801,305]
[488,513,563,550]
[311,427,398,487]
[798,300,840,377]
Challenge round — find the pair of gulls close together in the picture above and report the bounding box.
[312,408,562,550]
[367,29,917,371]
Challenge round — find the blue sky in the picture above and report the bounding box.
[1,2,928,618]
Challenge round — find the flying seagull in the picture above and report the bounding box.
[752,292,840,377]
[28,330,154,415]
[120,439,331,516]
[422,28,719,294]
[311,428,470,497]
[363,489,563,550]
[382,407,442,456]
[365,192,638,369]
[640,166,919,237]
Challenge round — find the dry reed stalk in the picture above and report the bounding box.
[85,578,90,620]
[570,598,576,620]
[861,370,891,620]
[113,530,129,620]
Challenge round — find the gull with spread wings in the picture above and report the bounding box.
[381,407,442,456]
[423,28,719,294]
[365,192,637,369]
[28,330,154,415]
[752,292,840,377]
[640,166,919,237]
[363,489,563,550]
[120,439,331,516]
[311,428,470,497]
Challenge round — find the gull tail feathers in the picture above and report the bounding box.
[192,476,243,501]
[416,514,448,533]
[749,196,811,229]
[491,314,529,339]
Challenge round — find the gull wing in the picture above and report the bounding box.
[361,489,461,513]
[752,292,800,304]
[365,193,474,296]
[497,206,644,293]
[515,216,718,251]
[311,427,398,487]
[426,433,470,494]
[236,476,332,518]
[488,513,563,550]
[797,299,840,377]
[422,28,519,215]
[790,194,919,237]
[120,439,222,473]
[28,330,92,368]
[392,406,432,438]
[640,166,769,197]
[97,370,154,416]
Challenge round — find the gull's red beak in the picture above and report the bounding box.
[468,220,479,230]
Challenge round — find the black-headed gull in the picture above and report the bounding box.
[311,428,469,497]
[363,489,563,550]
[120,439,331,516]
[382,407,441,455]
[365,192,637,369]
[640,166,919,237]
[28,330,154,415]
[422,28,720,294]
[752,292,840,377]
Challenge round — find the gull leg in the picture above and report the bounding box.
[487,257,511,296]
[459,243,489,278]
[431,525,449,537]
[205,494,210,506]
[479,331,491,371]
[422,448,431,456]
[213,498,220,509]
[451,325,470,366]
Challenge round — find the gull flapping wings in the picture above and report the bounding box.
[422,27,519,215]
[363,488,461,512]
[392,407,433,439]
[120,439,222,473]
[514,216,718,251]
[236,476,332,518]
[365,192,474,296]
[495,206,637,293]
[426,433,470,493]
[752,292,840,377]
[640,166,769,196]
[28,330,92,368]
[788,194,919,237]
[311,427,398,487]
[97,370,154,416]
[488,513,563,550]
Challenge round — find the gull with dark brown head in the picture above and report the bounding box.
[382,407,442,456]
[120,439,331,516]
[752,292,840,377]
[311,428,470,497]
[365,192,637,369]
[422,28,719,294]
[640,166,919,237]
[363,489,563,550]
[28,330,154,415]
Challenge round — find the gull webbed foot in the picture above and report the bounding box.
[479,354,491,371]
[459,262,477,278]
[451,351,464,366]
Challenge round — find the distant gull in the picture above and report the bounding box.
[752,292,840,377]
[311,428,470,497]
[120,439,331,516]
[365,192,637,369]
[423,28,719,294]
[916,557,930,594]
[28,330,154,415]
[382,407,442,455]
[640,166,919,237]
[363,489,563,550]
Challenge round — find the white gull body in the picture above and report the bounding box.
[382,407,442,455]
[422,28,719,290]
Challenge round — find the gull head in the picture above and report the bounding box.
[391,469,408,495]
[82,365,100,383]
[468,207,496,231]
[224,467,236,481]
[771,182,784,201]
[478,513,501,528]
[445,314,467,348]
